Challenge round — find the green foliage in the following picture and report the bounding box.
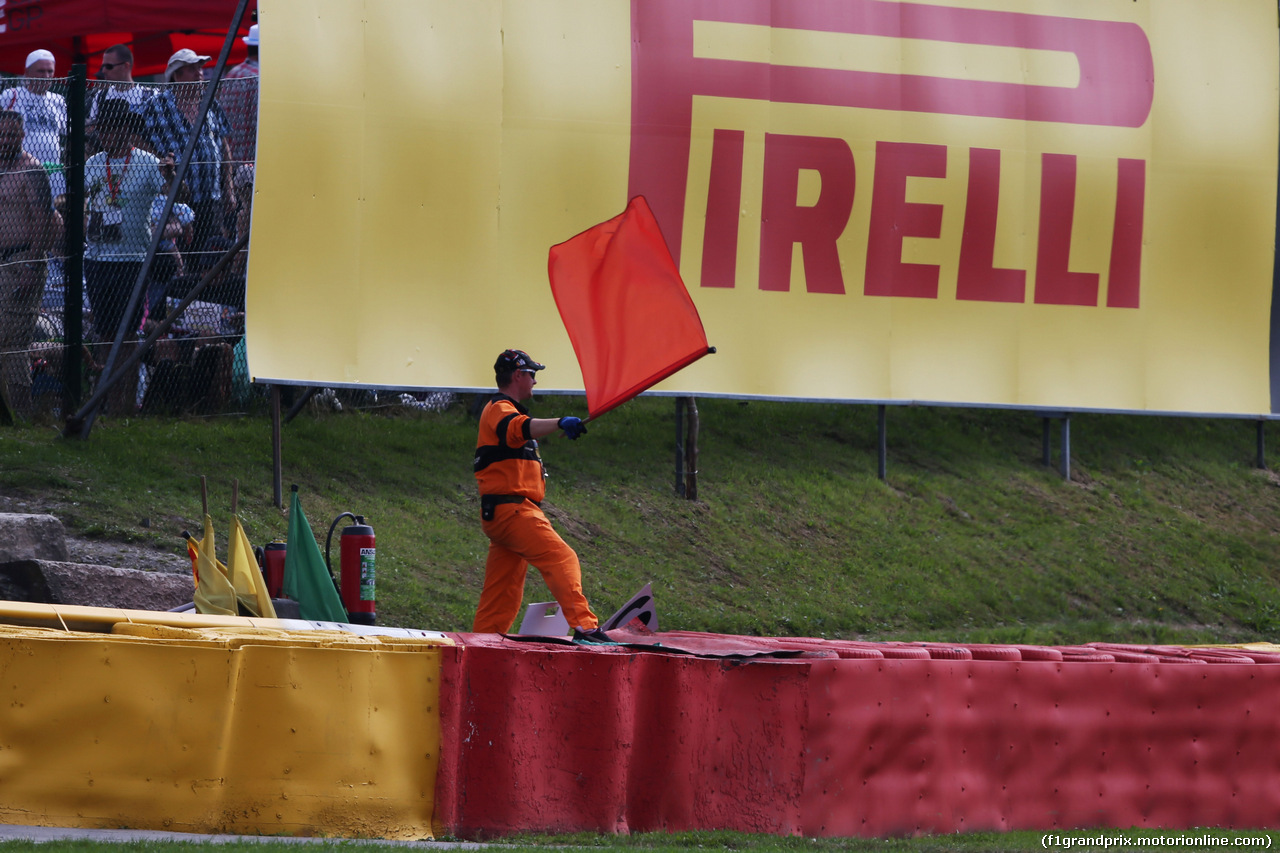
[2,399,1280,645]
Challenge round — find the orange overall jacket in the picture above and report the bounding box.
[471,394,598,633]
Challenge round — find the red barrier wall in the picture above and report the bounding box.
[802,658,1280,836]
[435,635,1280,838]
[435,638,812,837]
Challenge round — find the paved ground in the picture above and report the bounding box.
[0,824,491,848]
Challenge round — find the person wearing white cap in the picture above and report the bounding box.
[141,48,235,271]
[0,49,67,180]
[163,48,211,83]
[221,23,260,163]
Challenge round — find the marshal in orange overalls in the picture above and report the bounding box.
[471,393,599,633]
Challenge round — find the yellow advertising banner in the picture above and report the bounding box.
[247,0,1279,415]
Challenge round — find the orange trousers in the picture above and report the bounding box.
[472,501,599,634]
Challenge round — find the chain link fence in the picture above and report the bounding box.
[0,71,259,423]
[0,69,457,425]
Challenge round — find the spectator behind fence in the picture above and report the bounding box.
[86,45,154,138]
[220,24,259,164]
[0,49,67,197]
[85,99,163,349]
[142,49,235,273]
[0,110,62,419]
[146,164,195,324]
[232,163,253,278]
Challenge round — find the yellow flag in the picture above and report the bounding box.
[192,514,237,616]
[229,516,277,618]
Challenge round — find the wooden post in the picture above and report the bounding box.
[1061,416,1071,481]
[877,405,887,481]
[674,397,686,497]
[684,397,700,501]
[272,386,283,509]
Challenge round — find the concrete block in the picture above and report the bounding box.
[0,514,68,563]
[0,560,191,611]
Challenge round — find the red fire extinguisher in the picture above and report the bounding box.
[326,512,376,625]
[260,540,287,599]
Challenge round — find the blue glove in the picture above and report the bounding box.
[558,416,587,440]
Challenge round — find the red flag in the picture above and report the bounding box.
[548,196,713,420]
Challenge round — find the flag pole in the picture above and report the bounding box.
[576,345,717,426]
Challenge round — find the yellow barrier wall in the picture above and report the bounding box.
[247,0,1278,415]
[0,622,445,839]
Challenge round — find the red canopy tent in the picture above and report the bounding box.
[0,0,256,78]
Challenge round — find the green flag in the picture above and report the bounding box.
[283,488,348,623]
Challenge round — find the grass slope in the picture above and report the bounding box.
[2,397,1279,645]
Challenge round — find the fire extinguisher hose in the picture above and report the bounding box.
[325,512,358,585]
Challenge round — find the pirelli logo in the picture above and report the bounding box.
[629,0,1154,308]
